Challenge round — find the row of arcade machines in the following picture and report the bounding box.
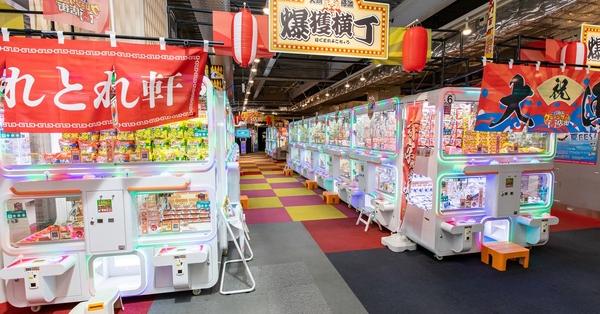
[265,127,288,161]
[288,87,558,258]
[0,78,242,311]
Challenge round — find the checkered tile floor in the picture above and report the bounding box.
[240,154,357,224]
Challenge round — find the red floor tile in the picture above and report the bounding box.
[333,203,358,218]
[280,195,327,206]
[245,208,292,224]
[551,208,600,232]
[303,218,389,253]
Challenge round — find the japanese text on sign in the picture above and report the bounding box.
[581,24,600,67]
[270,0,388,59]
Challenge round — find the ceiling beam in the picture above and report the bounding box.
[235,76,337,82]
[253,57,277,100]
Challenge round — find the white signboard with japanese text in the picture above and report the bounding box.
[269,0,389,59]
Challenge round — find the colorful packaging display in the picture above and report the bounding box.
[138,192,211,235]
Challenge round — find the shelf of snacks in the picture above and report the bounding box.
[137,191,211,236]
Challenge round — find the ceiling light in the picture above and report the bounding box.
[272,111,276,115]
[251,67,257,73]
[462,17,472,36]
[360,75,366,82]
[325,92,330,97]
[344,82,350,88]
[254,58,260,64]
[262,7,269,15]
[246,91,250,95]
[249,79,254,84]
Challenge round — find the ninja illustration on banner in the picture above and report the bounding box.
[475,63,600,133]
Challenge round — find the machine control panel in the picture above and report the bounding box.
[496,173,521,217]
[85,191,127,254]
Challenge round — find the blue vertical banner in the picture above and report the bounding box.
[556,133,598,164]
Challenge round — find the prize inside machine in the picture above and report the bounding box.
[275,126,288,160]
[267,127,277,158]
[287,121,301,171]
[299,119,315,180]
[400,88,557,259]
[329,109,352,193]
[351,99,400,230]
[0,85,221,310]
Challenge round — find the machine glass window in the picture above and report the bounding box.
[328,111,351,147]
[277,127,288,148]
[417,102,436,157]
[354,108,397,152]
[298,121,309,143]
[375,165,396,196]
[407,174,433,211]
[339,158,351,179]
[0,110,209,168]
[440,176,486,212]
[319,154,332,173]
[136,191,211,236]
[520,173,551,207]
[6,196,84,247]
[441,101,550,156]
[311,116,326,144]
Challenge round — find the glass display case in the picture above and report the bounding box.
[303,150,312,166]
[407,174,433,211]
[340,158,350,178]
[442,101,550,156]
[6,196,84,247]
[136,191,211,236]
[440,176,486,212]
[0,112,209,168]
[298,121,309,143]
[520,173,551,207]
[416,102,436,157]
[311,116,326,144]
[327,111,351,147]
[375,165,396,195]
[277,127,288,149]
[318,154,331,173]
[353,107,397,151]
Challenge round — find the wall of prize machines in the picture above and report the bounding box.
[287,87,558,258]
[266,126,288,161]
[0,78,236,310]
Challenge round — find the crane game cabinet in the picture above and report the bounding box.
[0,78,228,311]
[390,87,558,258]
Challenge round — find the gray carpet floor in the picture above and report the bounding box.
[147,222,366,314]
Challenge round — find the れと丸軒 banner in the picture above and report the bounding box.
[0,37,207,133]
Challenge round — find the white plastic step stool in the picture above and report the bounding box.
[69,288,123,314]
[356,206,381,232]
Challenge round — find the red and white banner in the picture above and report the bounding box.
[1,37,207,133]
[400,101,422,220]
[43,0,110,33]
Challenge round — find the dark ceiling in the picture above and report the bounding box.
[167,0,503,115]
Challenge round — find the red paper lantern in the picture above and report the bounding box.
[232,8,257,68]
[560,41,587,69]
[265,115,272,125]
[402,26,428,73]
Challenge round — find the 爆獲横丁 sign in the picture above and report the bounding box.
[581,23,600,67]
[269,0,389,59]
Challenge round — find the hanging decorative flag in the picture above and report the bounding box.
[0,37,208,133]
[212,10,273,62]
[483,0,496,59]
[42,0,110,33]
[475,63,600,133]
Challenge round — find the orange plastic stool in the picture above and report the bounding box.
[303,180,317,190]
[481,242,529,271]
[283,168,294,176]
[322,191,340,204]
[240,195,249,210]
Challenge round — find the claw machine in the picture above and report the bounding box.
[396,87,558,258]
[324,109,353,196]
[298,119,314,179]
[0,78,225,311]
[287,121,301,172]
[266,127,276,158]
[350,98,401,229]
